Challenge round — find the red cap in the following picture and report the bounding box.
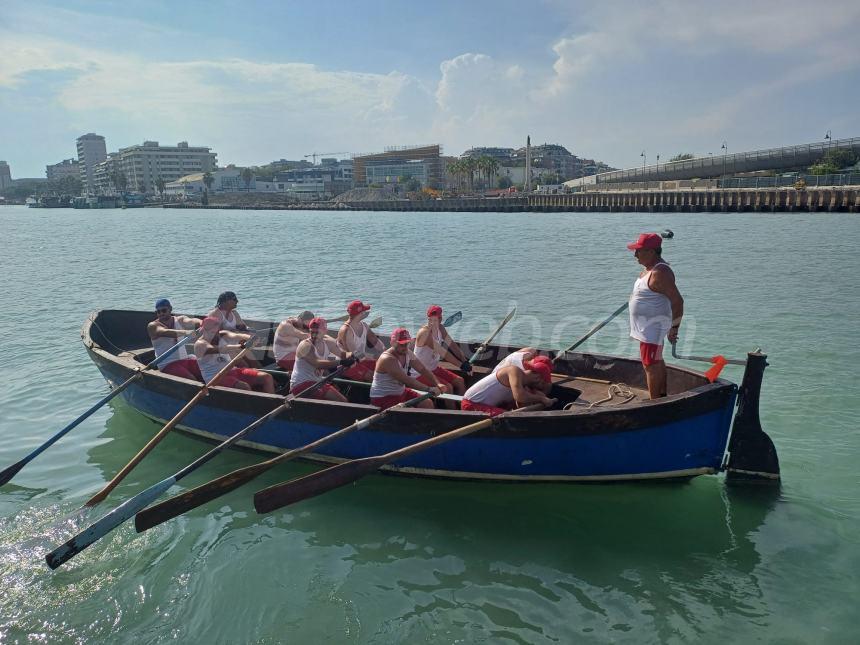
[524,359,552,384]
[390,327,412,345]
[531,355,552,368]
[347,300,371,316]
[627,233,663,251]
[426,305,443,318]
[308,316,327,330]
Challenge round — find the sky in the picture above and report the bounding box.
[1,0,859,177]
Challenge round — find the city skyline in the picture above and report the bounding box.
[2,0,859,177]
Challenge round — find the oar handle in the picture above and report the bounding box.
[670,341,747,366]
[84,341,256,507]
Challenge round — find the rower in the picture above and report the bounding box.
[274,310,314,371]
[411,304,471,397]
[492,348,552,394]
[208,291,248,331]
[147,298,203,381]
[336,300,384,382]
[194,317,274,393]
[208,291,260,368]
[290,317,354,401]
[461,357,555,416]
[369,328,441,410]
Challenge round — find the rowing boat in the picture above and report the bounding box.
[82,310,779,483]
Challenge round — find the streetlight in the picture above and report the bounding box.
[825,130,832,154]
[656,154,660,188]
[721,141,727,187]
[641,150,646,189]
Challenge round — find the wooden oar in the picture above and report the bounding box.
[44,364,346,569]
[83,337,258,507]
[468,307,516,365]
[0,329,202,488]
[551,302,630,364]
[134,390,436,533]
[253,402,546,514]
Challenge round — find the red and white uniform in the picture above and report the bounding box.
[289,338,339,399]
[462,371,514,417]
[629,262,672,365]
[370,350,419,409]
[274,318,305,369]
[411,325,459,386]
[195,339,258,389]
[210,307,241,331]
[338,321,377,380]
[152,317,201,381]
[492,349,529,374]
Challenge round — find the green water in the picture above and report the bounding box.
[1,205,858,643]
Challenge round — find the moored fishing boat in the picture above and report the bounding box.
[82,309,780,483]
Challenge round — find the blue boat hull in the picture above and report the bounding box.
[93,354,737,482]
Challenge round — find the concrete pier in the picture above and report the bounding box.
[343,187,860,213]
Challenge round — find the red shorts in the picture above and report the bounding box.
[371,388,419,410]
[276,356,295,371]
[461,399,509,417]
[417,366,460,387]
[218,367,261,389]
[341,358,376,382]
[290,380,340,399]
[161,358,203,381]
[640,342,664,367]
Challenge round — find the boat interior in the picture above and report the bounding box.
[87,311,717,412]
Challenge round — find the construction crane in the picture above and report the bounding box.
[304,152,351,165]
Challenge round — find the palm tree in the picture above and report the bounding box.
[241,167,253,191]
[155,176,166,199]
[202,171,214,194]
[461,157,477,191]
[485,157,499,189]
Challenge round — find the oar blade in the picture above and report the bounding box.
[135,463,268,532]
[254,456,385,514]
[0,459,27,487]
[46,477,176,569]
[443,311,462,328]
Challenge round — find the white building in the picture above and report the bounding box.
[165,169,245,196]
[46,158,80,181]
[113,141,217,194]
[76,133,107,194]
[0,161,11,190]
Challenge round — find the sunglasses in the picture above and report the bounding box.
[156,308,171,314]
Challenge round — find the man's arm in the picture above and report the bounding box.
[439,327,468,363]
[365,328,384,352]
[232,310,248,331]
[297,340,341,369]
[507,368,555,406]
[650,267,684,342]
[175,315,202,329]
[148,320,186,339]
[381,354,439,393]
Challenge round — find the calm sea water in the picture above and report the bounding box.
[1,205,858,643]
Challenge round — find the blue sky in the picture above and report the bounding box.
[2,0,859,177]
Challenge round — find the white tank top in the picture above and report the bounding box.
[370,350,413,399]
[152,317,190,368]
[492,350,527,374]
[213,308,239,330]
[629,262,672,344]
[290,339,332,389]
[273,318,303,362]
[339,321,369,354]
[464,371,514,407]
[196,340,231,383]
[413,325,442,372]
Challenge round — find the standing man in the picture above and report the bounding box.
[627,232,684,399]
[147,298,203,381]
[412,305,471,396]
[289,317,354,401]
[194,317,274,393]
[369,328,441,410]
[336,300,384,382]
